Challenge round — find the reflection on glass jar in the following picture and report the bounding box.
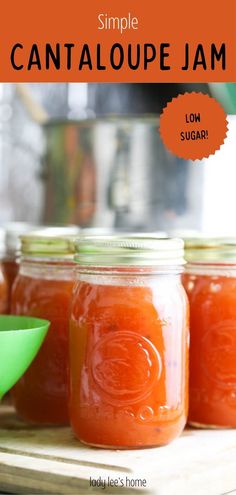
[70,235,189,448]
[11,227,79,425]
[183,238,236,428]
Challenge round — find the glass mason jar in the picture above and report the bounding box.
[11,228,79,425]
[70,235,189,448]
[183,238,236,428]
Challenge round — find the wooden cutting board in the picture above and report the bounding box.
[0,405,236,495]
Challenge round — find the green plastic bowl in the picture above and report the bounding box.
[0,315,49,399]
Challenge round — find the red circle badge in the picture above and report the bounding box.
[159,92,228,160]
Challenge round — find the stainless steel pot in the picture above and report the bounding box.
[42,117,203,231]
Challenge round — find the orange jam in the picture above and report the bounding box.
[2,258,19,291]
[2,258,19,313]
[183,237,236,428]
[10,229,78,425]
[183,269,236,427]
[70,236,189,448]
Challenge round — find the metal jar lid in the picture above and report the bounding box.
[74,235,185,267]
[184,237,236,264]
[4,222,38,256]
[21,226,80,260]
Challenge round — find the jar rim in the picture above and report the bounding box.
[74,235,185,267]
[4,222,38,255]
[184,237,236,264]
[20,227,80,259]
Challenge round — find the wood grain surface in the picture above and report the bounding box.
[0,405,236,495]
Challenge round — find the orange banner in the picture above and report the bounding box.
[0,0,235,82]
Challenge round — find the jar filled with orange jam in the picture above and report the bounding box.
[183,238,236,428]
[70,235,189,448]
[11,227,79,425]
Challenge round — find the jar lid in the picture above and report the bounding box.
[21,226,80,259]
[4,222,38,255]
[184,237,236,263]
[74,235,185,266]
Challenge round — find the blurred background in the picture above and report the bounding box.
[0,82,236,234]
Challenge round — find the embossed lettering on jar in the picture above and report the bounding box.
[183,238,236,428]
[11,227,79,425]
[70,235,189,448]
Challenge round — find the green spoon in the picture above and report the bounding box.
[0,315,49,399]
